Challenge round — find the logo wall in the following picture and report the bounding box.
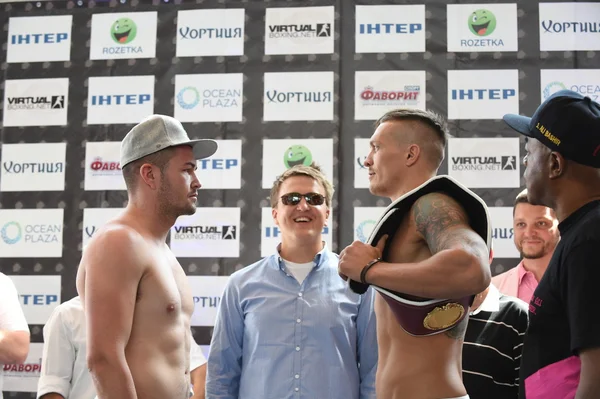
[355,138,370,189]
[87,75,154,125]
[84,142,125,191]
[189,276,229,327]
[263,71,334,121]
[3,78,69,127]
[0,209,64,258]
[355,5,425,53]
[265,6,334,55]
[488,207,520,258]
[447,69,519,120]
[354,207,386,243]
[90,11,157,59]
[2,343,43,393]
[174,73,243,122]
[448,137,520,188]
[1,143,67,192]
[8,275,61,324]
[541,69,600,102]
[261,207,333,257]
[7,15,72,63]
[261,139,334,189]
[176,9,245,57]
[196,140,242,189]
[170,208,241,258]
[355,70,426,120]
[82,208,124,249]
[539,2,600,51]
[447,4,518,52]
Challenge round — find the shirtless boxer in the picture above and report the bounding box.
[339,109,491,399]
[76,115,217,399]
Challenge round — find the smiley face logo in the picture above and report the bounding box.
[111,18,137,44]
[283,145,313,169]
[468,9,497,37]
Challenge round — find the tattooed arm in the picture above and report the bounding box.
[365,192,491,299]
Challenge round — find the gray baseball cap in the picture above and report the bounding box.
[120,114,218,168]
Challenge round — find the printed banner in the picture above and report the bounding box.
[176,9,245,57]
[90,11,157,59]
[489,207,520,258]
[1,143,67,192]
[3,78,69,127]
[0,209,64,258]
[189,276,230,327]
[8,276,61,324]
[2,343,44,393]
[7,15,72,63]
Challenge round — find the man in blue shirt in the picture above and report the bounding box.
[206,164,378,399]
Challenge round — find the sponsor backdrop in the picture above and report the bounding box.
[0,0,597,396]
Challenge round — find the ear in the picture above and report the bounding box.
[324,207,330,225]
[405,144,421,167]
[549,152,565,180]
[272,207,280,227]
[139,163,159,189]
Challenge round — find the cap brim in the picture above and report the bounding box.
[188,139,218,160]
[503,114,534,137]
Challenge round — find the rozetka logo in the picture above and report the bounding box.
[468,9,496,37]
[283,145,313,168]
[111,18,137,44]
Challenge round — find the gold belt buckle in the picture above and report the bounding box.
[423,302,465,331]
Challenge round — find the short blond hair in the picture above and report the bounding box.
[269,163,334,208]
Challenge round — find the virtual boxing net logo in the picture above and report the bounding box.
[268,23,331,38]
[173,225,237,240]
[451,156,517,171]
[6,95,65,110]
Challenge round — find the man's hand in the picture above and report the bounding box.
[339,235,387,282]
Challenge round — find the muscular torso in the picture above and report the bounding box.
[375,209,467,399]
[78,224,194,399]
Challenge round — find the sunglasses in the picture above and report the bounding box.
[280,192,326,206]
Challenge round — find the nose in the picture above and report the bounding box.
[296,198,310,211]
[364,154,373,167]
[191,170,201,190]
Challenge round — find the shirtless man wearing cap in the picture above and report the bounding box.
[76,115,217,399]
[339,109,491,399]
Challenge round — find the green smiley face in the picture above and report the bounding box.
[111,18,137,44]
[283,145,313,169]
[468,9,497,37]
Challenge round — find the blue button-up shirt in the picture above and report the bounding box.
[206,245,378,399]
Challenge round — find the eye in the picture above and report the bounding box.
[287,151,293,158]
[472,15,478,22]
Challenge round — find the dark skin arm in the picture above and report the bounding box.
[339,192,491,299]
[576,347,600,399]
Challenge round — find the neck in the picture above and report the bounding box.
[552,194,600,223]
[279,237,324,263]
[471,286,491,312]
[389,170,436,202]
[125,196,178,242]
[522,253,553,282]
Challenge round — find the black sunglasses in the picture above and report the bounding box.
[280,192,326,206]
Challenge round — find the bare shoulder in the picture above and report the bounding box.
[411,192,486,256]
[79,221,150,283]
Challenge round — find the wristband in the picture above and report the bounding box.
[360,257,381,285]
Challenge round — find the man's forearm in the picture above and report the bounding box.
[367,248,490,298]
[89,356,138,399]
[0,330,29,364]
[191,364,206,399]
[575,380,600,399]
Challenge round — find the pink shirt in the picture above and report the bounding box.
[491,261,538,304]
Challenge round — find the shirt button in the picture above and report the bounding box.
[295,374,300,379]
[295,388,299,392]
[298,292,303,297]
[296,346,300,351]
[296,318,301,323]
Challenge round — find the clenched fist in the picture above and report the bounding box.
[339,235,388,283]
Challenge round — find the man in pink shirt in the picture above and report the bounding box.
[492,189,560,303]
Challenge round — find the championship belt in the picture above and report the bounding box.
[348,175,492,336]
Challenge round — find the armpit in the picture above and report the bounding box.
[412,192,484,257]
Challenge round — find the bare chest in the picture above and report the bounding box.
[136,251,194,320]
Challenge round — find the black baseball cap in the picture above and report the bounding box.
[503,89,600,168]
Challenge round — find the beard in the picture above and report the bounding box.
[157,179,196,219]
[517,240,553,259]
